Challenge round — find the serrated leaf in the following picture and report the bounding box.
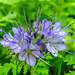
[64,70,75,75]
[63,54,75,65]
[23,64,29,75]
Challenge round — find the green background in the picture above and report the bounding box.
[0,0,75,75]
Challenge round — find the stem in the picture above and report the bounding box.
[58,58,62,75]
[30,67,34,75]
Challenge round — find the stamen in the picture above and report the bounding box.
[66,40,75,41]
[52,11,57,23]
[44,52,50,57]
[55,14,63,22]
[34,54,51,66]
[14,19,18,28]
[0,27,7,34]
[7,16,16,28]
[50,11,57,22]
[63,50,75,55]
[62,16,69,23]
[62,19,75,30]
[5,21,12,28]
[23,8,28,26]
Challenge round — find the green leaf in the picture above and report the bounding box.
[0,12,17,22]
[23,64,29,75]
[64,3,75,8]
[0,0,22,5]
[17,64,23,73]
[12,64,17,75]
[64,70,75,75]
[63,54,75,65]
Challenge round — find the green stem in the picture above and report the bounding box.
[30,67,34,75]
[58,58,62,75]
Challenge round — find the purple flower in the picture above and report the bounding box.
[33,21,40,33]
[19,44,42,66]
[34,37,46,52]
[53,22,67,36]
[12,25,25,35]
[46,35,67,57]
[39,19,53,39]
[9,26,28,53]
[0,33,13,47]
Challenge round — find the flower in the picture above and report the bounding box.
[39,19,53,39]
[19,44,42,66]
[0,33,13,47]
[46,35,67,57]
[0,12,69,66]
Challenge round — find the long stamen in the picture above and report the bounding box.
[5,21,12,28]
[7,16,16,28]
[62,19,75,30]
[55,14,63,22]
[0,27,7,34]
[34,54,51,66]
[63,50,75,55]
[50,11,57,21]
[23,8,28,26]
[14,19,18,28]
[44,52,50,57]
[52,11,57,23]
[62,16,69,23]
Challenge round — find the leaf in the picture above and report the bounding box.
[23,64,29,75]
[64,3,75,8]
[0,12,17,22]
[63,54,75,65]
[12,64,17,75]
[0,0,22,5]
[64,70,75,75]
[0,63,13,75]
[17,64,23,73]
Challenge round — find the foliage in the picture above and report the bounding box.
[0,0,75,75]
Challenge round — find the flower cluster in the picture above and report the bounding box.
[0,17,67,66]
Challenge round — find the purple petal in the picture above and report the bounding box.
[46,43,58,57]
[53,44,67,50]
[19,52,27,61]
[29,44,36,50]
[59,31,67,36]
[14,46,21,53]
[0,40,9,47]
[49,35,63,43]
[12,27,18,34]
[9,42,18,49]
[3,33,12,41]
[53,22,62,32]
[26,54,36,66]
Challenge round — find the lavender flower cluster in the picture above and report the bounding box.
[0,18,67,66]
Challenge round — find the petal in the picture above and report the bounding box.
[32,50,41,58]
[26,54,36,66]
[49,35,63,43]
[53,44,67,50]
[46,43,58,57]
[29,44,36,50]
[0,40,9,47]
[19,52,27,61]
[14,46,21,53]
[9,42,18,49]
[21,43,28,52]
[3,33,12,41]
[59,31,67,36]
[12,27,18,34]
[53,22,62,32]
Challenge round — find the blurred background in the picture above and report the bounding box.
[0,0,75,75]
